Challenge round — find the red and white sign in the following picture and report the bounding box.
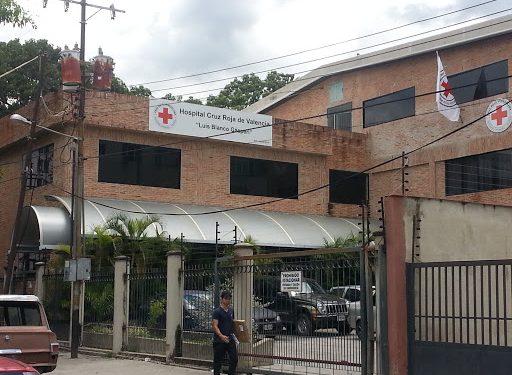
[485,99,512,133]
[436,52,460,122]
[149,99,273,146]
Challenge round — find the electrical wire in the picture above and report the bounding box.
[129,0,498,87]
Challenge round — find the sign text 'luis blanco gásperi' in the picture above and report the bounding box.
[149,99,272,146]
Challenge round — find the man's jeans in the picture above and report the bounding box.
[213,341,238,375]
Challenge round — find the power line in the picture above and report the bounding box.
[144,8,512,95]
[129,0,498,87]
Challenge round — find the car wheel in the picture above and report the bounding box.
[356,319,363,340]
[296,314,312,336]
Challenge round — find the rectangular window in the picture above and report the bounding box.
[230,156,298,199]
[449,60,508,104]
[329,169,368,204]
[98,140,181,188]
[363,87,415,127]
[445,149,512,196]
[327,102,352,131]
[23,144,54,189]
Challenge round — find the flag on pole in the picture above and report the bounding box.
[436,51,460,122]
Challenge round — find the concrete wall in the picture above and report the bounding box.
[385,195,512,375]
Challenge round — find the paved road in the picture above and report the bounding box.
[52,353,210,375]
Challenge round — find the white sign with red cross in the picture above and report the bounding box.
[149,99,273,146]
[485,98,512,133]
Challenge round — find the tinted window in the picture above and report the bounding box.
[329,169,368,204]
[363,87,415,127]
[0,302,42,326]
[327,102,352,131]
[449,60,508,104]
[445,149,512,195]
[98,140,181,188]
[230,156,298,199]
[344,288,361,302]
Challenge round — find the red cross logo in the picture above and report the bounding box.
[491,105,508,126]
[158,107,174,124]
[441,80,453,98]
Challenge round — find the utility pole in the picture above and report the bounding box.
[56,0,125,359]
[3,53,47,294]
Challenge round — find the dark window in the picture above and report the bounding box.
[329,169,368,204]
[0,302,42,326]
[344,288,361,303]
[327,102,352,131]
[363,87,415,127]
[98,140,181,188]
[445,149,512,195]
[230,156,298,199]
[449,60,508,104]
[23,144,53,189]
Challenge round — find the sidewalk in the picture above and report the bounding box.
[52,352,211,375]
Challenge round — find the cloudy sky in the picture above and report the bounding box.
[1,0,510,100]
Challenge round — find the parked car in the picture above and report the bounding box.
[0,295,59,373]
[336,287,376,340]
[0,356,40,375]
[255,276,349,336]
[183,290,282,337]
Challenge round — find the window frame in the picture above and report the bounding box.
[327,102,352,131]
[363,87,416,127]
[329,169,368,205]
[230,156,299,199]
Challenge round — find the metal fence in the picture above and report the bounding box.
[410,260,512,346]
[181,250,364,374]
[82,269,115,350]
[42,271,70,341]
[127,269,167,355]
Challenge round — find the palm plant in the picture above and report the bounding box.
[104,213,164,271]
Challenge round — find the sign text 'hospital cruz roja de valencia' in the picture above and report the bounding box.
[149,99,273,146]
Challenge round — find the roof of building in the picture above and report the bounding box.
[244,14,512,114]
[18,196,371,250]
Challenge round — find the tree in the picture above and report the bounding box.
[162,92,202,105]
[0,38,61,117]
[206,71,294,110]
[0,0,35,28]
[129,85,152,97]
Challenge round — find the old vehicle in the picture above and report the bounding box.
[0,295,59,373]
[255,276,349,336]
[0,356,39,375]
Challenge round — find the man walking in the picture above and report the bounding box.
[211,290,238,375]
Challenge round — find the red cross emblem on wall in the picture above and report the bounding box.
[158,107,174,124]
[486,99,512,133]
[153,104,177,128]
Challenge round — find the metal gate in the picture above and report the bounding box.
[182,247,378,375]
[407,260,512,375]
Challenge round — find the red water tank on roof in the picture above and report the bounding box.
[60,44,81,87]
[93,47,114,91]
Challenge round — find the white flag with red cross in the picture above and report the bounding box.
[436,52,460,122]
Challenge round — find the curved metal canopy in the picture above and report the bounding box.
[21,195,365,250]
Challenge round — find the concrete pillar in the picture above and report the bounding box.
[113,256,130,355]
[233,243,254,366]
[166,251,183,361]
[34,262,45,300]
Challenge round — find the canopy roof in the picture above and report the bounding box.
[19,195,366,251]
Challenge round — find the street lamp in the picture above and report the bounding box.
[8,114,83,349]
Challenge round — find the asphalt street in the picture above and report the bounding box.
[52,353,210,375]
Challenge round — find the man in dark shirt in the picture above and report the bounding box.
[211,290,238,375]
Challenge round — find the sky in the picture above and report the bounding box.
[1,0,511,101]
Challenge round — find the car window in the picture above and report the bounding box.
[330,287,346,297]
[0,303,42,326]
[344,288,361,302]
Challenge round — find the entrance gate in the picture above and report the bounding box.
[407,260,512,375]
[181,247,378,375]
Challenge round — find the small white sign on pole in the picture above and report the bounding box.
[280,271,302,292]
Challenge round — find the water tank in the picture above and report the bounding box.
[92,47,114,91]
[60,44,81,87]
